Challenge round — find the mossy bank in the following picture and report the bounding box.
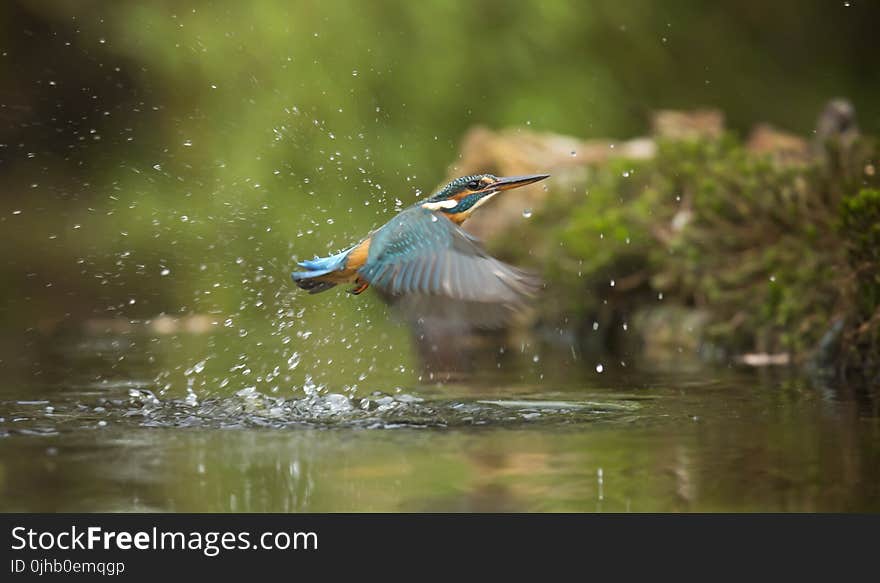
[470,113,879,376]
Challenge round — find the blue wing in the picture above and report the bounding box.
[358,206,540,306]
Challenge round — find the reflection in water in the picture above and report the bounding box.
[1,334,879,512]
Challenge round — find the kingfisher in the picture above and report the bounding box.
[291,173,549,323]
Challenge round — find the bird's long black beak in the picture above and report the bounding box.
[493,173,550,191]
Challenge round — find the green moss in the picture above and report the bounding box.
[838,188,880,368]
[497,134,880,371]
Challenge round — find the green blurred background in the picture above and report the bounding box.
[2,0,880,514]
[2,0,879,394]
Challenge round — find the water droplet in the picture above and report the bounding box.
[522,208,533,219]
[610,279,615,287]
[160,268,170,276]
[595,364,604,373]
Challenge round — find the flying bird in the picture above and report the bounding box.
[291,173,548,326]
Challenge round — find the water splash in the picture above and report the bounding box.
[0,389,642,435]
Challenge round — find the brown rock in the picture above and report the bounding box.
[746,123,811,164]
[814,98,859,147]
[651,109,725,140]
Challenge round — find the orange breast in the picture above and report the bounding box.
[308,237,372,286]
[446,211,469,225]
[343,237,371,272]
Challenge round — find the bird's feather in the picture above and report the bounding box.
[358,206,541,327]
[290,247,353,293]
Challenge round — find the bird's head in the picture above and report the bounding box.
[421,173,549,222]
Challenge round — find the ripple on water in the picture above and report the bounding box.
[0,388,643,434]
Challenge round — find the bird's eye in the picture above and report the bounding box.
[467,180,482,190]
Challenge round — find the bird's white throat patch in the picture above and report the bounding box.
[421,199,459,211]
[421,191,498,214]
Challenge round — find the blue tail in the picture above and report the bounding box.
[291,247,351,294]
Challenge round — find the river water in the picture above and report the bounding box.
[1,328,878,512]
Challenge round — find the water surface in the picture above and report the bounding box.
[2,331,878,512]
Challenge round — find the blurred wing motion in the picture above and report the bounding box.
[358,206,541,328]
